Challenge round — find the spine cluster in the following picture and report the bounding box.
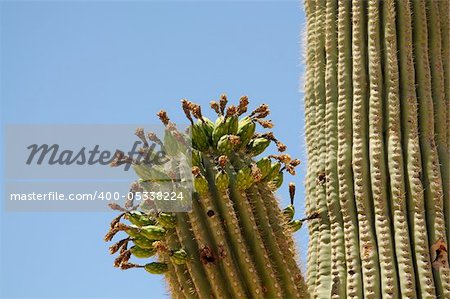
[304,0,449,298]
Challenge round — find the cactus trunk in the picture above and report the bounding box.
[304,0,450,298]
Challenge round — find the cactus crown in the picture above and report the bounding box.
[104,95,311,298]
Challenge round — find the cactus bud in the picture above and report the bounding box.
[247,138,271,157]
[133,236,155,249]
[215,170,230,191]
[225,106,239,135]
[237,116,256,147]
[140,225,166,240]
[144,262,169,274]
[288,219,303,232]
[125,211,156,227]
[130,246,157,258]
[272,171,283,189]
[170,249,189,265]
[256,157,272,179]
[265,162,282,181]
[212,116,227,145]
[236,166,254,190]
[217,135,233,155]
[193,167,209,196]
[157,212,177,229]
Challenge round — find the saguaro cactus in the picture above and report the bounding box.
[105,97,310,298]
[304,0,449,298]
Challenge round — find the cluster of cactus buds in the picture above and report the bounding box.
[105,96,312,298]
[105,202,187,274]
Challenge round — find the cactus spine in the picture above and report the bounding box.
[105,97,310,298]
[304,0,449,298]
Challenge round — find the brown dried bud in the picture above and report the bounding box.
[217,155,229,167]
[226,105,237,118]
[192,166,201,176]
[135,128,149,147]
[255,119,274,128]
[276,141,287,152]
[210,101,221,115]
[289,182,295,205]
[289,159,301,167]
[157,110,170,126]
[181,99,194,124]
[228,135,241,146]
[219,94,228,115]
[251,163,262,182]
[110,213,125,229]
[153,241,169,253]
[109,202,126,212]
[237,96,249,115]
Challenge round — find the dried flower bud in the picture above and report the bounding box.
[210,101,221,115]
[219,94,228,115]
[217,155,229,167]
[157,110,170,126]
[289,182,295,205]
[237,96,249,115]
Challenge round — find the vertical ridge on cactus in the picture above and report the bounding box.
[104,97,310,298]
[304,0,449,298]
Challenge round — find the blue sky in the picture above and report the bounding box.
[0,1,307,298]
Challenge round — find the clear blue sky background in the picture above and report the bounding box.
[0,1,307,298]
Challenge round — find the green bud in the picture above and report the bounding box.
[265,162,282,181]
[236,166,254,191]
[212,116,227,144]
[192,118,213,151]
[140,225,166,240]
[133,236,155,249]
[247,138,271,156]
[194,175,209,196]
[217,135,233,155]
[256,157,272,179]
[288,219,303,232]
[133,164,172,182]
[272,171,284,189]
[163,129,180,156]
[283,205,295,222]
[170,249,189,265]
[124,225,141,238]
[144,262,169,274]
[215,170,230,191]
[237,116,256,147]
[225,115,239,135]
[126,211,156,227]
[191,149,203,167]
[130,246,156,258]
[157,213,177,229]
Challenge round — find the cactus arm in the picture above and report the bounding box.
[397,1,437,297]
[187,197,232,299]
[351,1,382,298]
[381,0,417,297]
[174,213,214,299]
[200,157,264,297]
[245,185,301,298]
[427,0,450,265]
[304,0,319,294]
[336,0,364,297]
[165,231,196,299]
[257,184,309,298]
[193,192,248,298]
[324,0,346,297]
[367,0,400,297]
[411,1,450,297]
[313,0,333,297]
[227,167,283,298]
